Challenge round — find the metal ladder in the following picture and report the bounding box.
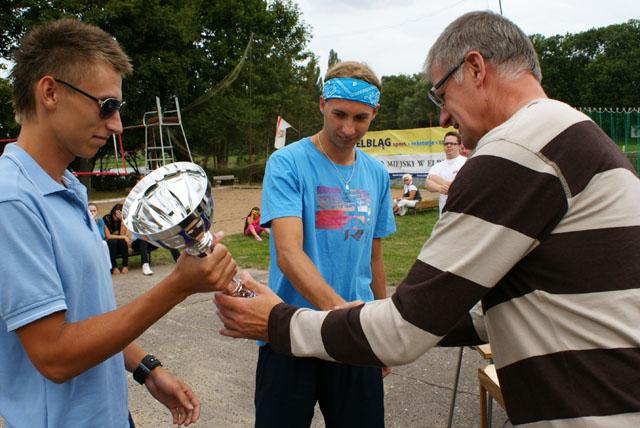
[143,96,193,171]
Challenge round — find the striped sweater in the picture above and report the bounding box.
[268,99,640,427]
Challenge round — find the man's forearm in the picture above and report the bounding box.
[278,248,346,310]
[17,273,190,383]
[425,176,443,192]
[370,239,386,300]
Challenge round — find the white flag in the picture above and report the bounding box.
[274,116,292,149]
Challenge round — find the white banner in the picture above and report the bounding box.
[373,153,445,178]
[274,116,292,149]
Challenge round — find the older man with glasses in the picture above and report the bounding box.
[216,11,640,427]
[425,131,466,215]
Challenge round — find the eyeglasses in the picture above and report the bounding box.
[428,58,465,109]
[54,78,123,118]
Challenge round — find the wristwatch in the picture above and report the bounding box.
[133,354,163,385]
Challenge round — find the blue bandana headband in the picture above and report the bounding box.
[322,77,380,108]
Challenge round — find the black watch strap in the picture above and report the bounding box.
[133,354,162,385]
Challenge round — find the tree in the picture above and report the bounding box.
[0,75,19,139]
[0,0,319,168]
[327,49,340,69]
[532,19,640,107]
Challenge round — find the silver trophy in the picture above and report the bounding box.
[122,162,253,297]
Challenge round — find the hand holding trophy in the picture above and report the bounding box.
[122,162,254,297]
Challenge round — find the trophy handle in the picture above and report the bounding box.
[186,231,256,298]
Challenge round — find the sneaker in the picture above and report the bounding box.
[142,263,153,276]
[398,206,408,216]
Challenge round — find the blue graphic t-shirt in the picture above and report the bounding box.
[261,137,396,309]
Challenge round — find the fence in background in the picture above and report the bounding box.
[581,107,640,173]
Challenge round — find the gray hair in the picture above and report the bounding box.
[424,11,541,84]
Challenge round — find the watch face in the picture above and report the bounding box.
[143,355,162,368]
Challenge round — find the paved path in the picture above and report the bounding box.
[114,264,509,428]
[0,264,509,427]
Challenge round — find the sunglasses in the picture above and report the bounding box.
[427,58,465,109]
[54,78,123,118]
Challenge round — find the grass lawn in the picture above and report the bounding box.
[381,210,439,285]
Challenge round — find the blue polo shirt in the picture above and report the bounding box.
[0,144,128,427]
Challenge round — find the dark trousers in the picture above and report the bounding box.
[107,239,128,269]
[255,345,384,428]
[132,239,180,264]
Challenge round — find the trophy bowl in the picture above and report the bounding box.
[122,162,253,297]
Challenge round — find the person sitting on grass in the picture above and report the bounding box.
[103,203,130,274]
[244,207,269,241]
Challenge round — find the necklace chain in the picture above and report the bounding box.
[316,134,356,190]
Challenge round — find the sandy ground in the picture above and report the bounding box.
[92,185,263,236]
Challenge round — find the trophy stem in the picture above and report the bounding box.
[185,231,214,257]
[230,277,256,298]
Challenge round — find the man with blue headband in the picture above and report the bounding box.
[254,61,395,427]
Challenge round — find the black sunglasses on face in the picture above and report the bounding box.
[428,58,465,109]
[54,78,123,119]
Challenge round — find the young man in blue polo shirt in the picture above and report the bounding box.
[0,19,237,427]
[255,61,396,427]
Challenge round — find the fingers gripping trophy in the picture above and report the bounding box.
[122,162,254,297]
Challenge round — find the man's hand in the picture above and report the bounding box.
[169,231,238,296]
[214,271,283,342]
[144,367,200,426]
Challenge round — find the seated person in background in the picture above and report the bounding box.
[88,202,106,239]
[131,233,181,276]
[393,173,422,216]
[103,203,130,275]
[244,207,269,241]
[88,202,110,269]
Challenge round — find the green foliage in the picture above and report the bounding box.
[0,0,320,167]
[91,173,138,192]
[372,74,438,131]
[0,76,18,138]
[531,19,640,107]
[327,49,340,69]
[2,3,636,167]
[204,161,266,184]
